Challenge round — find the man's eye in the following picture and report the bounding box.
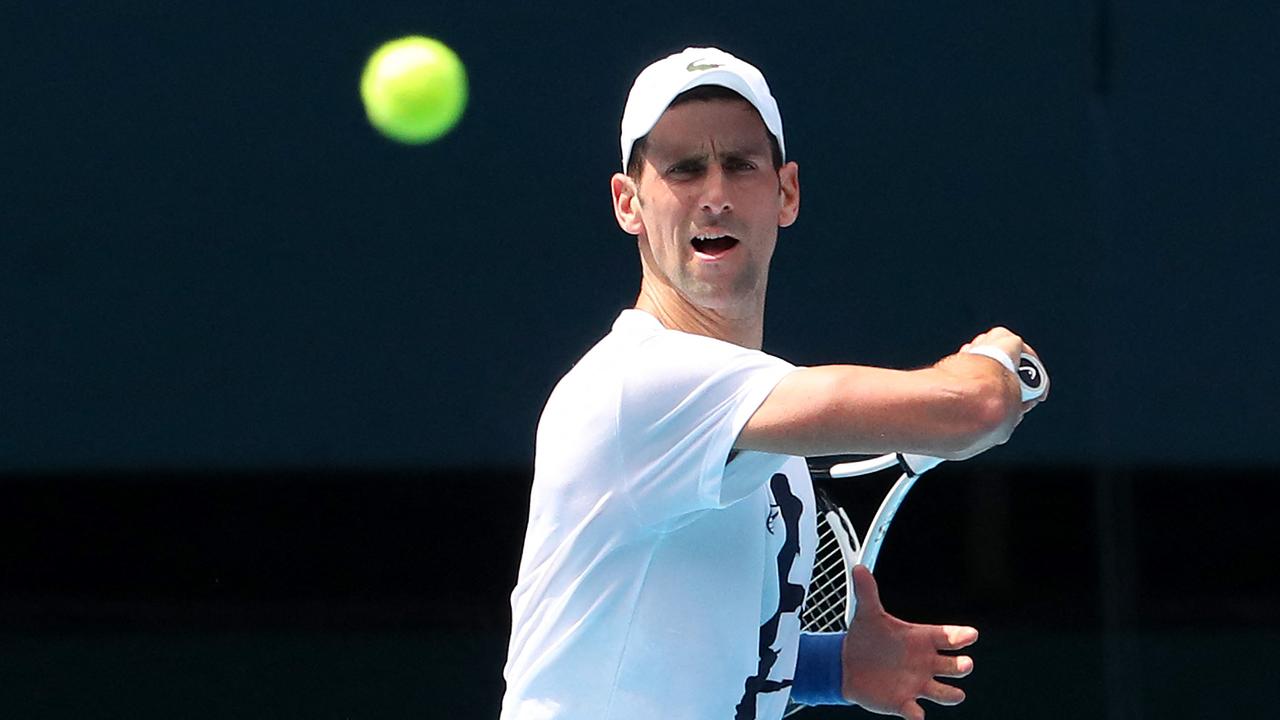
[668,162,701,175]
[726,159,757,172]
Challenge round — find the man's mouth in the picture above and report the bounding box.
[691,233,739,259]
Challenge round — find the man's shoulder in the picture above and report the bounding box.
[538,316,638,418]
[543,309,794,421]
[611,309,790,366]
[555,309,712,380]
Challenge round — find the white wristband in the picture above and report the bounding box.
[964,345,1017,375]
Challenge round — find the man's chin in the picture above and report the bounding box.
[681,282,766,314]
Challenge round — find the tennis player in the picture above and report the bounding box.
[501,47,1046,720]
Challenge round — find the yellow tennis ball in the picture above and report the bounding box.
[360,36,468,144]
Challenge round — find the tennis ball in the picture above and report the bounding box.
[360,36,468,144]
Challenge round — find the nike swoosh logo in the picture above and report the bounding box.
[687,60,723,72]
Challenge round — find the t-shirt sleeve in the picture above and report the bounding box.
[616,331,797,524]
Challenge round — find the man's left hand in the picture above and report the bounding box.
[840,565,978,720]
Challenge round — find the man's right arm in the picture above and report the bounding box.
[736,328,1039,460]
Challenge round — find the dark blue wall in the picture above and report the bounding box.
[7,3,1278,470]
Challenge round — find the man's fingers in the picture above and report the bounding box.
[933,624,978,650]
[933,653,974,678]
[922,680,966,707]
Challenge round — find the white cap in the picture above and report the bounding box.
[619,47,785,171]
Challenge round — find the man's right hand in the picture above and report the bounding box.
[957,325,1050,407]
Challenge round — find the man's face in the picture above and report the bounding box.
[617,99,800,314]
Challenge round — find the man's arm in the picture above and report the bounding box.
[735,328,1037,459]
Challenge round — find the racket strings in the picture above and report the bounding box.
[802,571,847,631]
[800,512,856,633]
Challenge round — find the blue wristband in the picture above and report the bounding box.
[792,632,849,706]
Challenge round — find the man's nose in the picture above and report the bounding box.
[699,164,733,216]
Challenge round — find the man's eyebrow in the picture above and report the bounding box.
[718,147,769,160]
[651,149,710,168]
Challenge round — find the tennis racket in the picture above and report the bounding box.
[786,351,1046,713]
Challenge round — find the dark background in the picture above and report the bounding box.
[4,2,1278,718]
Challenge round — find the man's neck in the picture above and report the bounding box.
[634,280,765,349]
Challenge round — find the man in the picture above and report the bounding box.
[501,47,1046,720]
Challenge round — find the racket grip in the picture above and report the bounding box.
[1017,352,1047,401]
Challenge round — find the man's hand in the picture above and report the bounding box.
[841,565,978,720]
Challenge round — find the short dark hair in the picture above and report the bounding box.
[625,85,784,181]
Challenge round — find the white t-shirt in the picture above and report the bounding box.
[502,309,816,720]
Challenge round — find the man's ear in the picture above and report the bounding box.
[611,173,644,236]
[777,161,800,228]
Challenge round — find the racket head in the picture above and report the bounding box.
[788,458,922,716]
